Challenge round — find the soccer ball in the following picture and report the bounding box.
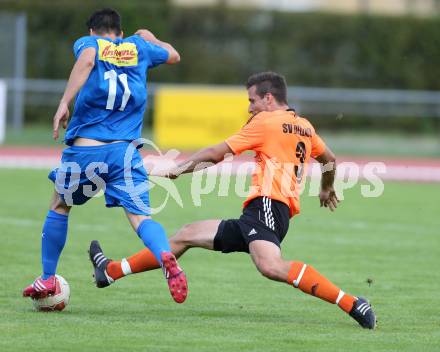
[32,275,70,311]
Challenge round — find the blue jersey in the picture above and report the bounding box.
[64,35,169,146]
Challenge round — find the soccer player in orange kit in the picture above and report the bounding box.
[89,71,376,329]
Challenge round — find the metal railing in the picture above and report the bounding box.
[4,79,440,128]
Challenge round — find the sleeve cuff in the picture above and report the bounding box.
[225,139,238,155]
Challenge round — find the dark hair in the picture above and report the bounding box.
[86,8,122,35]
[246,71,288,104]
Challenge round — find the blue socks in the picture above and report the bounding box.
[40,213,166,278]
[41,210,69,279]
[137,219,171,264]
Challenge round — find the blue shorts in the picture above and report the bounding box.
[48,142,150,215]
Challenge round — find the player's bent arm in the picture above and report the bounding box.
[60,47,96,105]
[53,47,96,139]
[171,142,232,177]
[314,147,339,211]
[314,147,336,190]
[158,41,180,64]
[135,29,180,64]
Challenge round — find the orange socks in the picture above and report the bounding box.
[287,261,356,313]
[106,248,160,280]
[106,253,356,314]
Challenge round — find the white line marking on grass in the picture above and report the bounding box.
[0,217,38,227]
[1,156,440,182]
[303,219,437,236]
[0,216,122,233]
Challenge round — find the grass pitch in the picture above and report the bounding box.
[0,169,439,351]
[5,125,440,157]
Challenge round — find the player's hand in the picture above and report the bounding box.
[319,187,339,212]
[168,169,179,179]
[53,102,70,140]
[160,168,179,179]
[135,29,157,42]
[150,169,170,178]
[148,167,179,179]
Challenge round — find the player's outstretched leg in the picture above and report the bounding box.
[88,242,159,287]
[287,261,376,329]
[88,240,114,288]
[23,192,70,299]
[249,240,376,329]
[348,297,377,329]
[105,248,160,282]
[89,220,219,289]
[89,238,188,303]
[136,218,188,303]
[160,252,187,304]
[125,213,191,303]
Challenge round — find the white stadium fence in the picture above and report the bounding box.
[2,78,440,134]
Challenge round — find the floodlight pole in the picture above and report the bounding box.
[12,13,27,130]
[0,80,6,143]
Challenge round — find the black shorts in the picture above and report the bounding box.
[213,196,290,253]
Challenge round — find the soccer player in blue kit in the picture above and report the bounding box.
[22,8,188,304]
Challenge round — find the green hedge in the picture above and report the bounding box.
[1,1,439,131]
[2,1,438,90]
[167,8,440,90]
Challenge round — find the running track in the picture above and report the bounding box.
[0,146,439,182]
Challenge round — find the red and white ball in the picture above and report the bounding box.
[32,275,70,311]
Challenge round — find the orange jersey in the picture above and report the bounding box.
[225,110,326,217]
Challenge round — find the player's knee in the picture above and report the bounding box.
[50,194,70,215]
[256,260,281,281]
[172,223,196,248]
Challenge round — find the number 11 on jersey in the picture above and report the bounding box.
[104,69,131,111]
